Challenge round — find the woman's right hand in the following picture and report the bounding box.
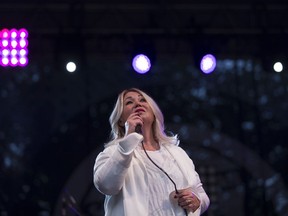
[124,112,143,135]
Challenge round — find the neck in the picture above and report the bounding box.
[142,134,159,151]
[141,124,159,150]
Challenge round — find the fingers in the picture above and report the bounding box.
[124,113,143,135]
[175,190,200,212]
[178,198,199,212]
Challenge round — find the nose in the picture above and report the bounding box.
[134,100,142,108]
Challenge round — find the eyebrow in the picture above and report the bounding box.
[124,94,142,101]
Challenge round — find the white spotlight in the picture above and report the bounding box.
[273,62,283,73]
[66,62,76,73]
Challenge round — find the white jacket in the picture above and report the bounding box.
[93,133,210,216]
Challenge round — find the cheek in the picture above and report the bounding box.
[145,109,155,121]
[121,108,131,122]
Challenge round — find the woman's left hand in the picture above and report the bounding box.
[175,188,200,213]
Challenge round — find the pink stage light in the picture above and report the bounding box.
[1,57,9,66]
[0,28,29,67]
[2,39,9,47]
[1,29,9,39]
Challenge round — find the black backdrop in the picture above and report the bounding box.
[1,1,288,216]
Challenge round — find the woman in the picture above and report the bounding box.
[93,88,210,216]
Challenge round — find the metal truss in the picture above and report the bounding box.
[1,2,288,36]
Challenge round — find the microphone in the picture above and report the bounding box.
[135,124,142,134]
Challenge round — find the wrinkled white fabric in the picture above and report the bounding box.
[93,133,210,216]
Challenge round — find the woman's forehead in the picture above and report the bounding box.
[123,91,142,99]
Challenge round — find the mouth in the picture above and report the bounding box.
[135,108,145,113]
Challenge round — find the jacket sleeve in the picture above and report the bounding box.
[93,133,143,195]
[175,146,210,215]
[191,169,210,214]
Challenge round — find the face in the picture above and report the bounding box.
[120,91,154,126]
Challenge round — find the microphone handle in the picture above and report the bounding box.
[135,124,142,134]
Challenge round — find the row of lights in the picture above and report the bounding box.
[67,53,285,74]
[0,28,29,67]
[130,54,284,74]
[131,53,217,74]
[66,54,216,74]
[0,28,284,74]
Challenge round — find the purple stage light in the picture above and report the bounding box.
[11,49,17,57]
[19,39,28,48]
[10,29,18,39]
[19,49,27,56]
[11,40,18,48]
[10,57,18,66]
[132,54,151,74]
[2,49,9,56]
[19,28,28,38]
[200,54,217,74]
[1,39,9,47]
[1,57,9,66]
[19,57,28,66]
[0,28,29,67]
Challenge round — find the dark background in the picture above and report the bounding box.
[1,1,288,216]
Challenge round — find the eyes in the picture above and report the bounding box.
[125,97,146,105]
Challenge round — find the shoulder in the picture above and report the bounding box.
[163,142,188,155]
[104,132,143,148]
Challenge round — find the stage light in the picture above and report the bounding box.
[200,54,217,74]
[19,57,28,66]
[11,57,18,66]
[10,29,18,39]
[132,54,151,74]
[1,29,9,38]
[273,62,283,73]
[2,39,8,47]
[0,28,29,67]
[19,39,28,48]
[66,62,76,73]
[2,49,9,56]
[19,49,27,56]
[19,28,28,38]
[1,57,9,66]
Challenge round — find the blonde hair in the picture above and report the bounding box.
[108,88,178,146]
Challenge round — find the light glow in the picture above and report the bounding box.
[2,39,8,47]
[273,62,283,73]
[132,54,151,74]
[200,54,217,74]
[0,28,29,67]
[66,62,77,72]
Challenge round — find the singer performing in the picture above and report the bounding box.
[93,88,210,216]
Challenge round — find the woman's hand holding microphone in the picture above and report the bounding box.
[124,112,143,135]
